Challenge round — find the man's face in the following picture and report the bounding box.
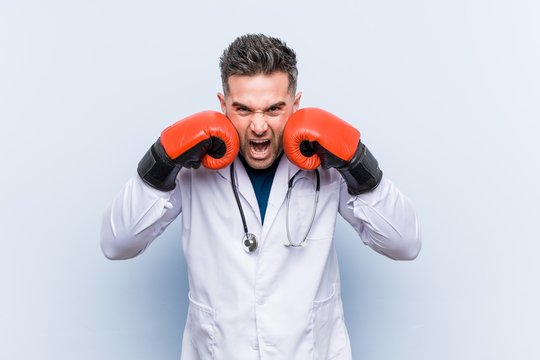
[218,72,301,169]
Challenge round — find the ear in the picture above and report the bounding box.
[292,91,302,112]
[217,92,227,114]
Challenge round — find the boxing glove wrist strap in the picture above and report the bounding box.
[137,139,180,191]
[338,141,383,195]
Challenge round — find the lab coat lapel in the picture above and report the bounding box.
[261,155,298,238]
[217,158,261,224]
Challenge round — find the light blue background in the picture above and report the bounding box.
[1,0,539,359]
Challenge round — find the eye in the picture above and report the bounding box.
[266,106,283,116]
[236,107,251,116]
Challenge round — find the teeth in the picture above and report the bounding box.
[250,139,270,153]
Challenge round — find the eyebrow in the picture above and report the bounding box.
[231,101,287,111]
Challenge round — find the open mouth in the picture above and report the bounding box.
[249,139,271,158]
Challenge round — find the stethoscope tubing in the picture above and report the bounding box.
[230,162,250,235]
[284,169,320,247]
[230,161,320,253]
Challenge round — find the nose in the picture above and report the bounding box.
[250,111,269,135]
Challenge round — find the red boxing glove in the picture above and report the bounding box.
[283,108,382,195]
[138,111,239,191]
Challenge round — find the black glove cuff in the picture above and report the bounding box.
[137,139,180,191]
[337,141,383,195]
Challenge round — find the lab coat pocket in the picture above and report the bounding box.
[187,293,216,359]
[312,285,346,360]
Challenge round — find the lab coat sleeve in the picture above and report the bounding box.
[338,176,421,260]
[100,173,183,260]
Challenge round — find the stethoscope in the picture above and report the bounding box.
[230,161,320,253]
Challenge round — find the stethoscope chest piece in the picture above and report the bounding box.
[242,232,258,253]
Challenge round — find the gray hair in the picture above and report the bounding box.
[219,34,298,95]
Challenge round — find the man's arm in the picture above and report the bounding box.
[100,175,182,260]
[283,107,421,260]
[100,111,240,260]
[338,176,421,260]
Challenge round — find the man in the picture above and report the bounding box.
[101,34,421,359]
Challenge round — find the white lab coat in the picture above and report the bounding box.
[101,155,421,360]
